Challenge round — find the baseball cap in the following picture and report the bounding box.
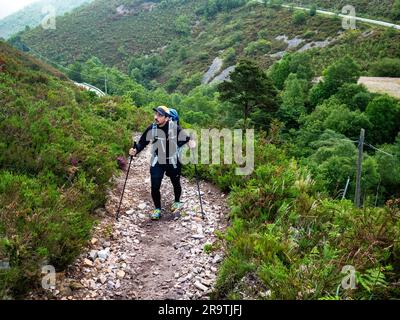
[153,105,170,117]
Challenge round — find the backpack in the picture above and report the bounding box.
[151,109,181,168]
[168,108,179,125]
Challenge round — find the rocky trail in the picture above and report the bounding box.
[30,137,229,300]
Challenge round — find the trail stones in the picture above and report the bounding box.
[212,254,223,264]
[99,275,107,284]
[30,137,228,300]
[97,249,110,261]
[84,258,93,267]
[194,281,208,292]
[138,203,147,210]
[89,250,97,261]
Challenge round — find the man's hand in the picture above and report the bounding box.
[129,148,137,157]
[188,140,196,149]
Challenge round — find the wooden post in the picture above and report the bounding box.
[104,73,108,95]
[355,129,365,208]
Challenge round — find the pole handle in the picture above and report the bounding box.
[131,141,137,159]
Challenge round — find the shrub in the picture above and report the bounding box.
[0,43,151,297]
[293,10,307,25]
[365,95,400,145]
[244,39,271,56]
[370,58,400,77]
[222,47,236,66]
[309,5,317,16]
[210,139,400,300]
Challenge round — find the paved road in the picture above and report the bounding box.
[73,81,106,97]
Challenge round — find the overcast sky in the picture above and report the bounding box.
[0,0,41,19]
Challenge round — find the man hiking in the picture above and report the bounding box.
[129,106,195,220]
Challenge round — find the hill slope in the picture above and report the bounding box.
[16,0,400,94]
[0,40,147,298]
[0,0,93,39]
[20,0,205,68]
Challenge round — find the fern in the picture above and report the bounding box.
[356,267,388,294]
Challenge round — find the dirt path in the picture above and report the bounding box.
[31,136,229,300]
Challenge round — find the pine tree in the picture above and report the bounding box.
[218,59,278,128]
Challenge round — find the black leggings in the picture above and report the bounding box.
[150,163,182,209]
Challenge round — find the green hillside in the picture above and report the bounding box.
[0,0,94,40]
[0,40,150,298]
[19,0,205,69]
[15,0,400,94]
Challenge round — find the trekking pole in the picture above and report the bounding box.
[191,144,205,220]
[194,163,205,220]
[116,142,136,221]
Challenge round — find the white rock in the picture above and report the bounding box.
[138,203,147,210]
[98,249,109,261]
[107,281,114,289]
[192,234,205,239]
[194,281,208,292]
[99,275,107,284]
[89,250,98,261]
[84,258,93,267]
[117,270,125,279]
[200,278,213,286]
[212,254,222,264]
[260,290,272,298]
[126,209,134,215]
[119,254,128,261]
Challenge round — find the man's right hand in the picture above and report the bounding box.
[129,148,137,157]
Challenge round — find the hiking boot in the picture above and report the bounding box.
[150,208,161,220]
[171,202,182,213]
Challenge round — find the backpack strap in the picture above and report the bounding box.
[168,121,180,169]
[151,123,158,167]
[151,122,169,166]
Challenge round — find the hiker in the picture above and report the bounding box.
[129,106,195,220]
